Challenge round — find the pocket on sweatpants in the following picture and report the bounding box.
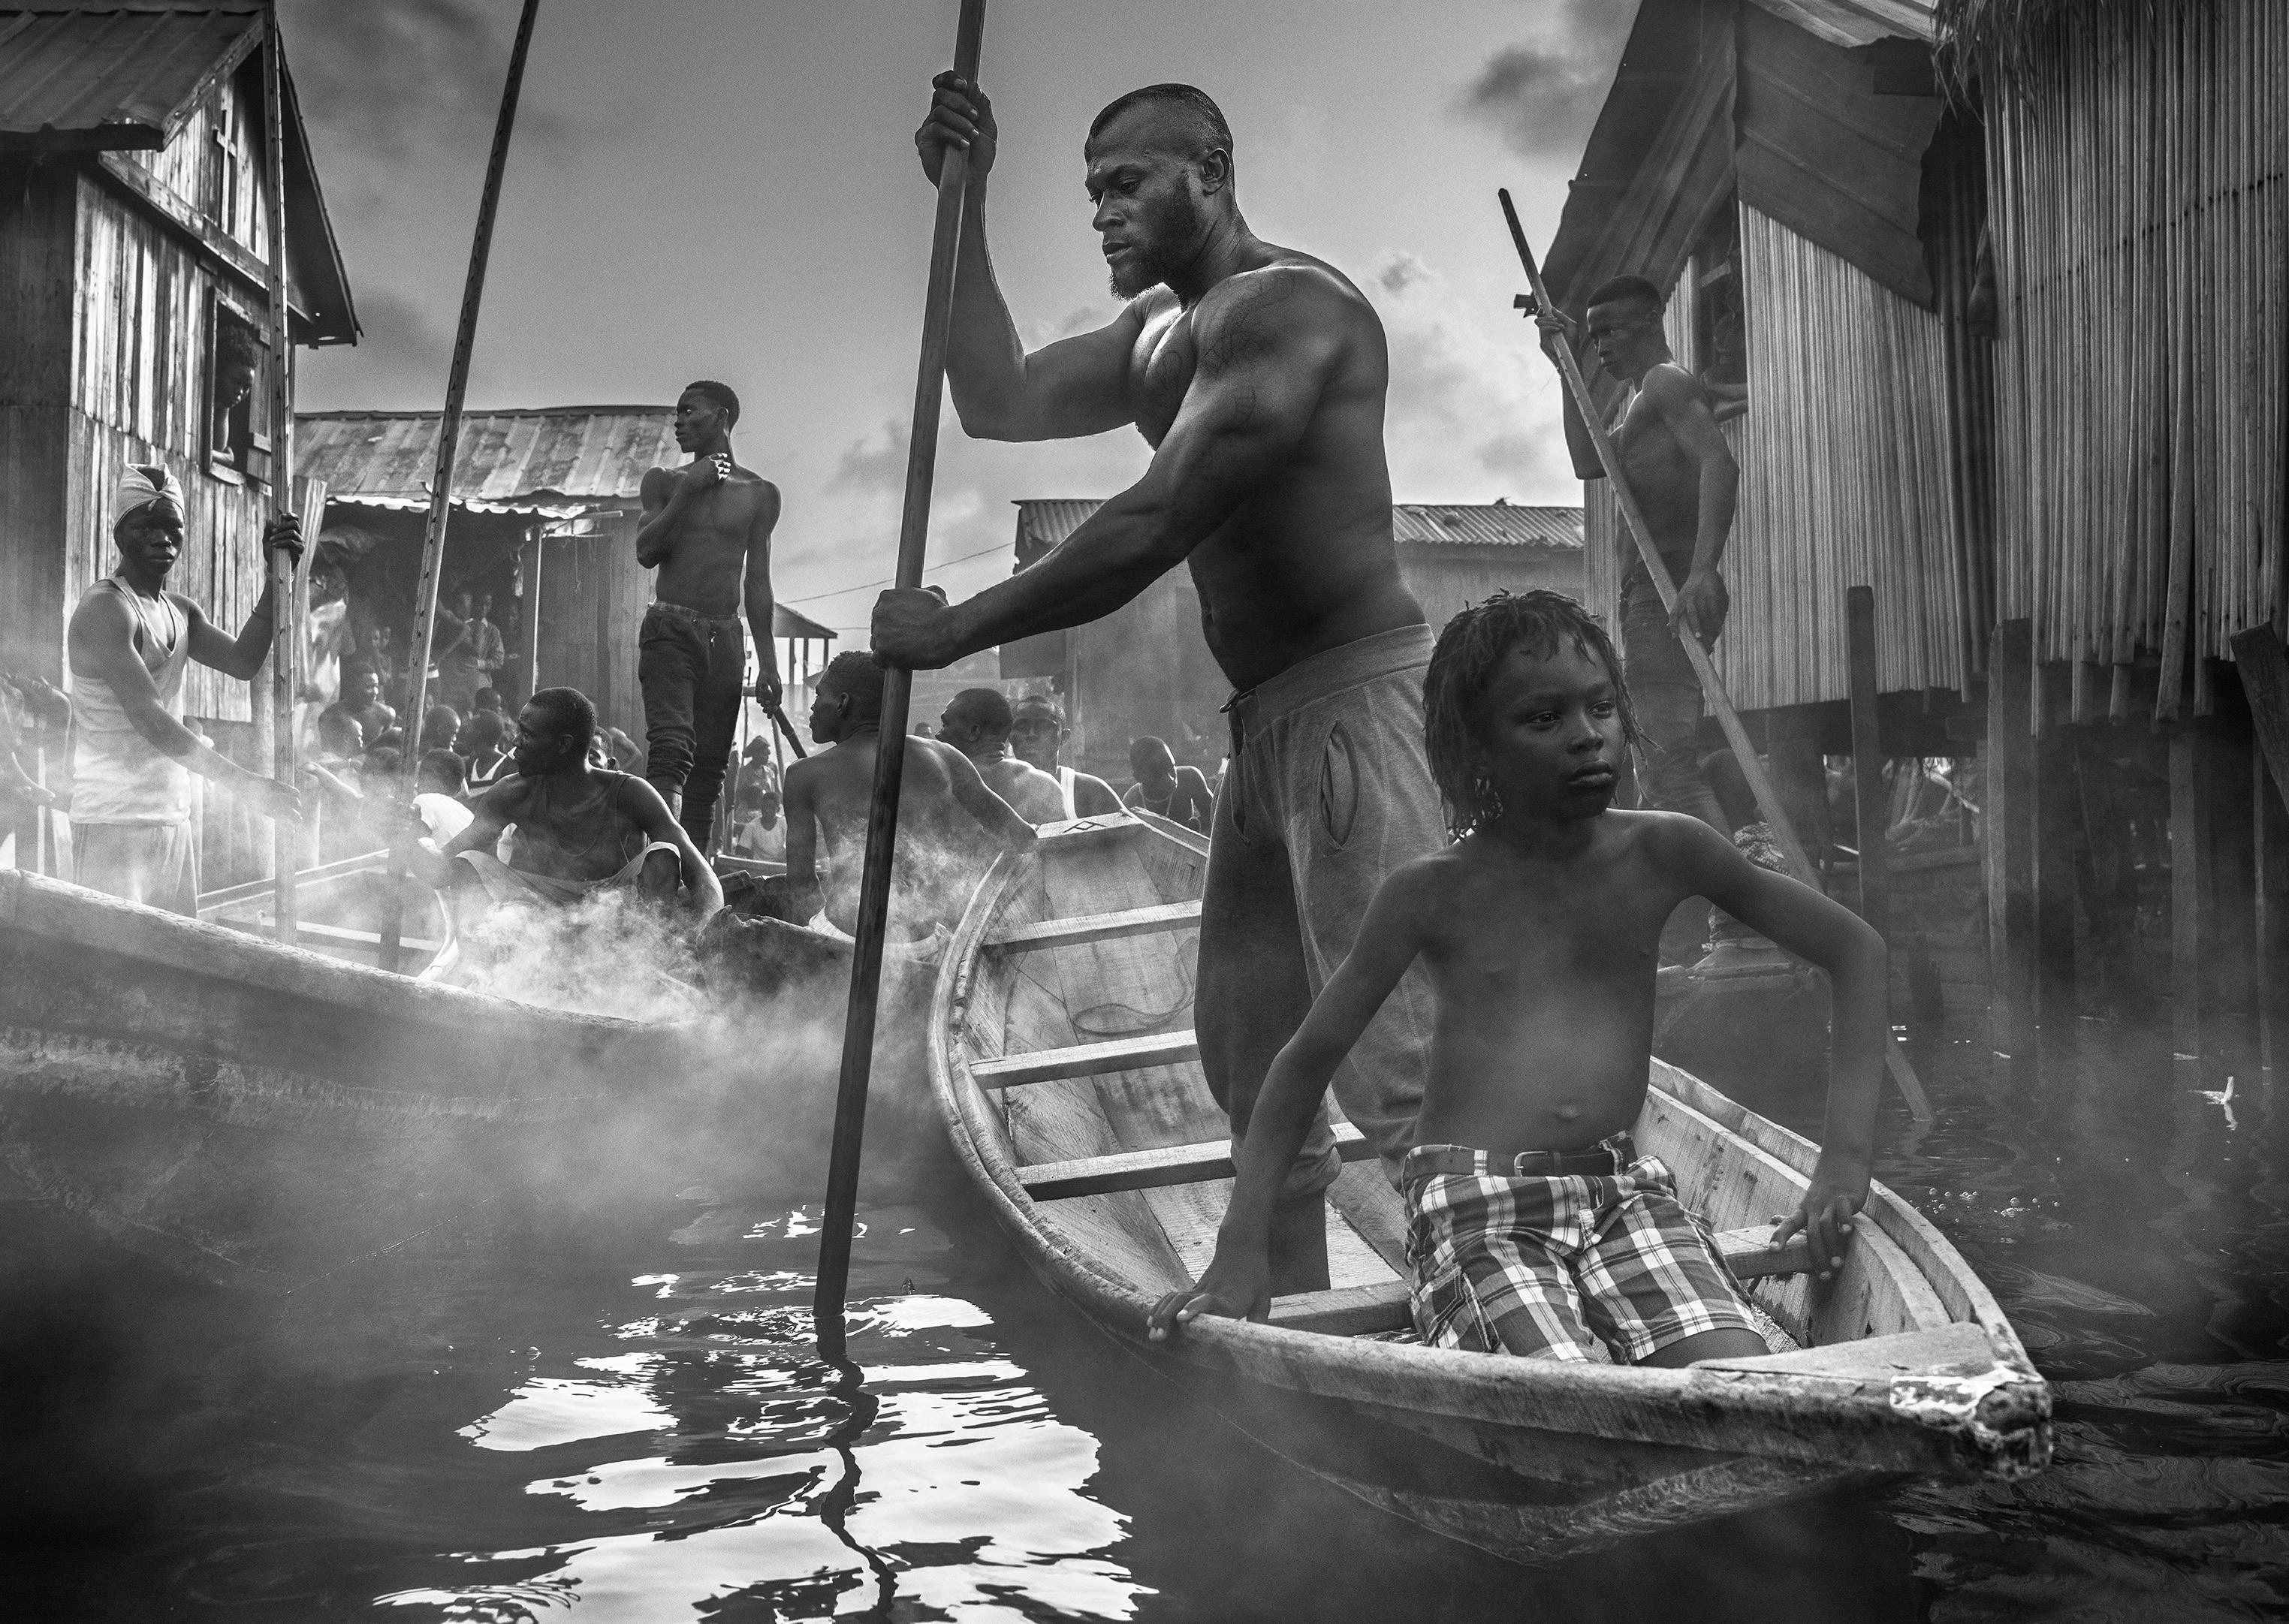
[1317,720,1359,850]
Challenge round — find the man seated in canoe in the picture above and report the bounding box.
[1151,592,1884,1366]
[777,652,1035,955]
[397,685,722,919]
[1007,694,1123,819]
[937,687,1066,824]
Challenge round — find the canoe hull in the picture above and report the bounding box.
[927,814,2050,1565]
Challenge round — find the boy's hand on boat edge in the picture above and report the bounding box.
[1768,1180,1867,1282]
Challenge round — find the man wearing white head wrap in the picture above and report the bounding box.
[63,461,307,913]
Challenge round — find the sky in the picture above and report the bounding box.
[285,0,1636,641]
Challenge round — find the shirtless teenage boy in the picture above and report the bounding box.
[878,78,1443,1291]
[1150,592,1883,1364]
[637,380,783,851]
[938,688,1066,824]
[783,653,1036,944]
[1122,734,1213,833]
[1008,695,1123,818]
[1539,276,1739,833]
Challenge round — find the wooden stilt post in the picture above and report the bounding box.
[262,7,299,944]
[1501,194,1931,1122]
[517,525,544,704]
[2231,627,2289,1066]
[2170,728,2215,1059]
[815,0,990,1363]
[2032,696,2078,1039]
[376,0,541,974]
[1983,621,2036,1070]
[1846,586,1889,940]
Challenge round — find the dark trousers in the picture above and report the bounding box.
[639,604,743,851]
[1620,568,1728,833]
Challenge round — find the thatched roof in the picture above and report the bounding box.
[1935,0,2194,90]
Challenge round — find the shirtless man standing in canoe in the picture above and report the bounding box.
[636,381,783,853]
[874,78,1443,1291]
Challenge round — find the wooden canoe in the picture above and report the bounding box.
[0,868,916,1290]
[927,812,2052,1564]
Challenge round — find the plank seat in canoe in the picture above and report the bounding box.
[927,812,2052,1565]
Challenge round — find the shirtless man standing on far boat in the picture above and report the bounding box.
[780,653,1036,949]
[1151,592,1883,1365]
[876,77,1443,1293]
[398,685,722,917]
[636,380,783,854]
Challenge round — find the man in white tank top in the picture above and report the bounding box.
[1007,694,1121,819]
[65,464,305,913]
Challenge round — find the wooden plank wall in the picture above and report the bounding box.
[535,513,646,747]
[0,162,77,682]
[1986,0,2287,691]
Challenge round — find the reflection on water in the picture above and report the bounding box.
[11,1022,2289,1620]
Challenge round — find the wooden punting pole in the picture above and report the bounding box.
[262,7,299,943]
[377,0,541,974]
[1500,191,1933,1124]
[813,0,988,1363]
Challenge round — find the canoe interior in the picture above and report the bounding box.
[940,815,2028,1360]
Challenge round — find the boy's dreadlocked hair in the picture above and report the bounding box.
[1423,589,1636,837]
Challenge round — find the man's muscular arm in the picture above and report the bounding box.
[780,758,824,920]
[182,513,303,679]
[1642,365,1738,643]
[636,460,722,569]
[915,74,1139,441]
[874,270,1347,666]
[616,775,726,914]
[743,484,783,707]
[937,742,1038,851]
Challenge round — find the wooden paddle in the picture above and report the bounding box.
[376,0,542,973]
[1498,190,1933,1125]
[261,7,299,944]
[813,0,988,1364]
[768,701,808,759]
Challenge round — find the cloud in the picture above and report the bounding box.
[281,0,575,164]
[1366,249,1578,505]
[830,419,910,493]
[1458,0,1633,162]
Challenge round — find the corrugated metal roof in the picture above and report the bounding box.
[1015,499,1581,552]
[296,408,683,517]
[0,5,261,148]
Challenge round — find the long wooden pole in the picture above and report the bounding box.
[1500,190,1933,1123]
[263,8,298,944]
[814,0,988,1363]
[378,0,541,974]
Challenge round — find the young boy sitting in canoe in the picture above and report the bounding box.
[1149,591,1885,1366]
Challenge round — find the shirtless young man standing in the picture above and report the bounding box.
[782,654,1035,944]
[938,688,1066,824]
[636,380,783,853]
[1539,276,1739,834]
[1007,695,1123,818]
[875,79,1443,1291]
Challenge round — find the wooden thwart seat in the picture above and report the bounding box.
[1262,1228,1822,1336]
[988,899,1201,951]
[972,1030,1201,1089]
[1018,1122,1372,1199]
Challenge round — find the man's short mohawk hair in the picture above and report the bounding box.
[821,650,885,716]
[1422,589,1636,838]
[1087,83,1233,159]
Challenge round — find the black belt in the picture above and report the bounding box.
[1405,1137,1634,1179]
[647,601,741,624]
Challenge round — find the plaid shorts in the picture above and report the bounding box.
[1401,1134,1762,1363]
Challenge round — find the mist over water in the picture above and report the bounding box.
[9,1014,2289,1619]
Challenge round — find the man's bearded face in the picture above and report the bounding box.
[1107,177,1207,300]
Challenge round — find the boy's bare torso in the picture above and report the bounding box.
[1402,810,1702,1158]
[481,773,648,882]
[1121,257,1420,688]
[651,460,775,616]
